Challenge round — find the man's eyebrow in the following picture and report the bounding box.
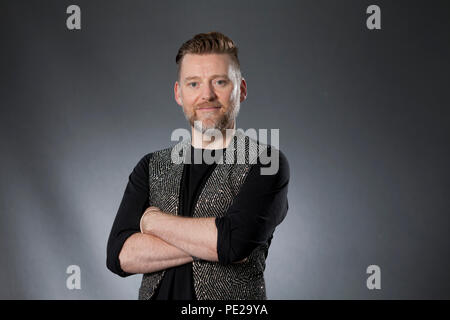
[184,76,201,81]
[210,74,230,79]
[183,74,230,81]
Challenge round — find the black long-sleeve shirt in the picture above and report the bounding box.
[107,144,290,300]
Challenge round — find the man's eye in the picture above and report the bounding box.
[188,82,198,88]
[216,80,228,86]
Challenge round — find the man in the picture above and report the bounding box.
[107,31,290,300]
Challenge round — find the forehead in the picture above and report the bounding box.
[180,53,232,78]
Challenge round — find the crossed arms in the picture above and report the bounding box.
[118,207,219,274]
[106,148,290,277]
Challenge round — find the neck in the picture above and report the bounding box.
[191,122,236,149]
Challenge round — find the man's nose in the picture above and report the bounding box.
[201,82,216,101]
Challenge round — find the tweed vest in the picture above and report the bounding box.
[138,130,270,300]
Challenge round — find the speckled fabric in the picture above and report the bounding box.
[138,130,269,300]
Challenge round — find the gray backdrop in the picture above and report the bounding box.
[1,0,449,299]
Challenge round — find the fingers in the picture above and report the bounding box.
[140,207,162,233]
[144,206,160,214]
[232,257,248,264]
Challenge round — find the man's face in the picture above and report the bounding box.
[174,53,247,135]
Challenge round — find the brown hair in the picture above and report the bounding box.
[175,31,240,78]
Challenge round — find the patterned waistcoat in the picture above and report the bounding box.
[138,130,269,300]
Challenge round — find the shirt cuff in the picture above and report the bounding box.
[107,230,140,277]
[215,216,231,265]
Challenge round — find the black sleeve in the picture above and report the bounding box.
[215,147,290,265]
[106,153,151,277]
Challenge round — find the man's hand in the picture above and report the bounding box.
[140,206,165,234]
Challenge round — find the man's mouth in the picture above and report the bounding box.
[197,106,221,111]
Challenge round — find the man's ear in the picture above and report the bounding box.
[174,81,183,106]
[239,77,247,103]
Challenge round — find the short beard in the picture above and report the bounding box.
[184,102,240,136]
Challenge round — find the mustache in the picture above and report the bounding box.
[196,103,222,109]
